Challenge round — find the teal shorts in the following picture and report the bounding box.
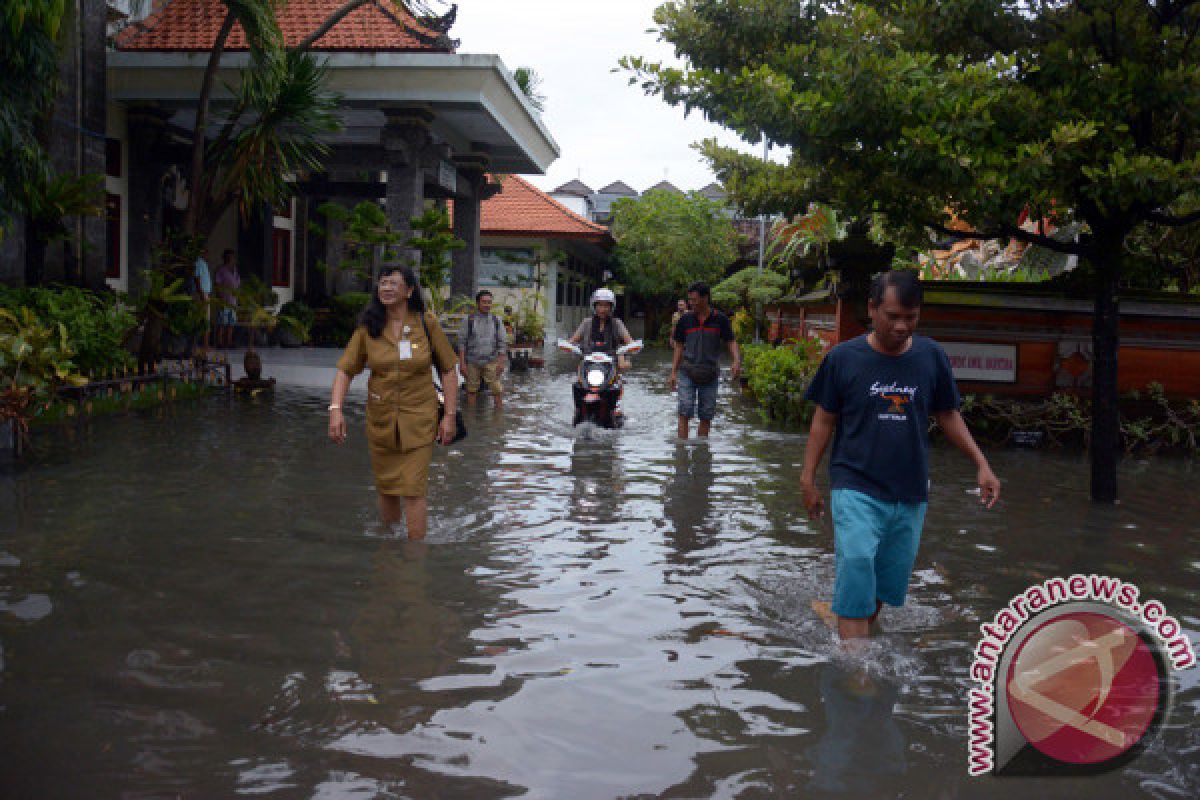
[831,488,928,619]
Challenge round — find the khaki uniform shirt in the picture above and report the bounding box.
[337,313,457,453]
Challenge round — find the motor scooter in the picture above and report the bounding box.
[556,338,643,428]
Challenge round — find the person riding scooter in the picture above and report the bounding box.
[561,289,640,427]
[568,288,635,361]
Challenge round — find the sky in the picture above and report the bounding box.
[448,0,763,195]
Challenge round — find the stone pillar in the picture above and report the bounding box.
[79,0,108,290]
[124,107,173,296]
[451,166,486,300]
[381,108,433,279]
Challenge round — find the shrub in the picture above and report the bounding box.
[279,300,316,332]
[1,307,88,437]
[742,339,823,425]
[0,285,135,375]
[731,308,755,345]
[957,383,1199,455]
[329,292,371,345]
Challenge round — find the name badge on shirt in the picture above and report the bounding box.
[397,340,413,360]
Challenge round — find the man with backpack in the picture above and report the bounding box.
[457,290,508,408]
[668,281,741,438]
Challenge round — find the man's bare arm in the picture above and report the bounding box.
[934,409,1001,507]
[800,406,837,519]
[668,340,684,389]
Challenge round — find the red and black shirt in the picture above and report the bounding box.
[673,309,734,368]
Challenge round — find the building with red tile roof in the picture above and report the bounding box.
[97,1,557,309]
[115,0,454,52]
[450,175,616,342]
[481,175,609,242]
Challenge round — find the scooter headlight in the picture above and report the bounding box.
[586,368,606,388]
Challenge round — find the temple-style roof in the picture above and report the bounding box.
[698,182,727,201]
[551,179,594,198]
[645,180,682,194]
[596,180,638,196]
[115,0,455,52]
[480,175,610,240]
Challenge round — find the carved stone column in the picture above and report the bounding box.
[450,162,488,300]
[381,107,433,279]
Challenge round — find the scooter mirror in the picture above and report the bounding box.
[616,339,644,356]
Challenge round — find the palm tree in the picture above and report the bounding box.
[195,49,340,236]
[183,1,451,237]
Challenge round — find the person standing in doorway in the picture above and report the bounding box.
[457,290,507,408]
[799,270,1001,646]
[213,249,241,349]
[668,282,740,438]
[194,247,213,350]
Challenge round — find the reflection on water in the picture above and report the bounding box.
[1,350,1197,798]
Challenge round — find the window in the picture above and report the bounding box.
[479,248,535,287]
[105,193,120,278]
[105,139,121,178]
[271,228,291,287]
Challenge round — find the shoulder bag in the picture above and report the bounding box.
[419,312,467,444]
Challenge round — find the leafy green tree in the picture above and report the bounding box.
[711,267,790,312]
[0,0,66,236]
[627,0,1200,502]
[15,172,104,286]
[610,189,738,333]
[407,206,465,310]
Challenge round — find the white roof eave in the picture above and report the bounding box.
[106,51,559,174]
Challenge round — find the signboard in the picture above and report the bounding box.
[437,160,457,193]
[943,342,1017,383]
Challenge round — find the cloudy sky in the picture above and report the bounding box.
[449,0,761,195]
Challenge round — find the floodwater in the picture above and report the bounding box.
[1,349,1197,799]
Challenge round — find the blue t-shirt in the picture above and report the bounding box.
[804,334,961,503]
[194,258,213,294]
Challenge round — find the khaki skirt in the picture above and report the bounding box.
[369,441,434,496]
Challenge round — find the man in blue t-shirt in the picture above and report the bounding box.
[800,270,1000,645]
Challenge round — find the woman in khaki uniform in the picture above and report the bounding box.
[327,266,459,538]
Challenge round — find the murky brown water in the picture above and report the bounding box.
[1,350,1197,798]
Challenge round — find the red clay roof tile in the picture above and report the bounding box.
[479,175,610,240]
[115,0,452,52]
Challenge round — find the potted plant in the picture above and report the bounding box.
[276,300,315,347]
[236,277,302,382]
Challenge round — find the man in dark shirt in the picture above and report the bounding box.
[669,281,741,438]
[800,270,1000,645]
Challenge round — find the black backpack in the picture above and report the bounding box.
[467,313,502,348]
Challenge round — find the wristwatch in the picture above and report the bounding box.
[327,403,341,411]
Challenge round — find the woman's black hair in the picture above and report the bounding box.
[361,265,426,338]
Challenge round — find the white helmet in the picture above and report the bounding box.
[591,288,616,308]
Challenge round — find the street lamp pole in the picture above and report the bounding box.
[754,138,770,342]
